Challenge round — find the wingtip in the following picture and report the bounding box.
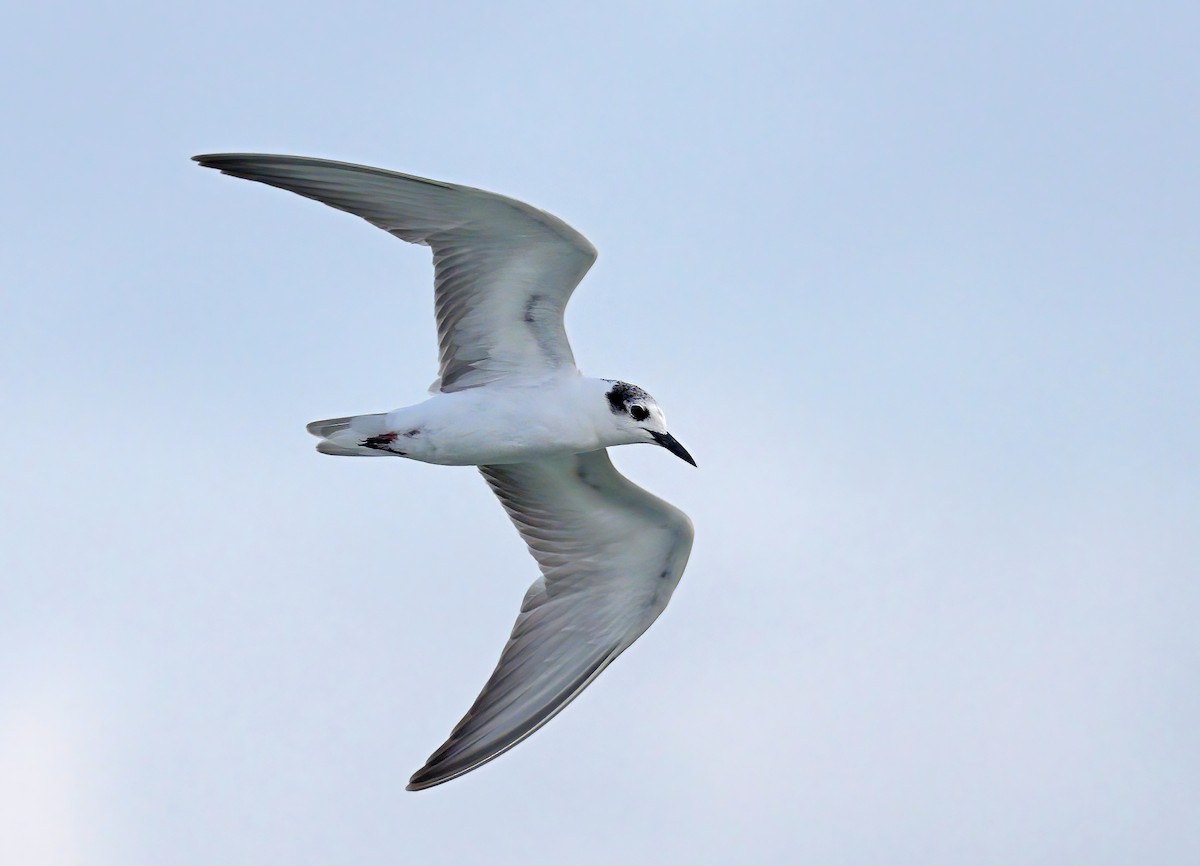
[192,152,271,171]
[405,744,488,791]
[192,153,242,174]
[404,764,456,792]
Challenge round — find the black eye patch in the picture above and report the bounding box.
[605,381,650,415]
[630,405,650,421]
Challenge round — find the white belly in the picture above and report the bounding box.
[386,382,604,466]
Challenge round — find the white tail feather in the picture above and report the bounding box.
[307,413,393,456]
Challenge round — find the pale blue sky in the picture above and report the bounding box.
[2,2,1198,864]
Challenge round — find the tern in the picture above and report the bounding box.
[194,154,695,790]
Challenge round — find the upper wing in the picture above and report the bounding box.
[406,450,694,790]
[193,154,597,391]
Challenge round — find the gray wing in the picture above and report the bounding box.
[194,154,597,391]
[406,450,694,790]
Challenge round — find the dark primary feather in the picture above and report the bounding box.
[406,450,693,790]
[193,154,597,391]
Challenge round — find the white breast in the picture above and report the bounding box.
[392,377,606,466]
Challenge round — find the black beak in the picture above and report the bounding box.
[650,431,697,467]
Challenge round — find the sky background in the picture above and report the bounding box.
[2,2,1198,864]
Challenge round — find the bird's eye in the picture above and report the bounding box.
[630,405,649,421]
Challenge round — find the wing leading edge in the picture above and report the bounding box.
[407,450,693,790]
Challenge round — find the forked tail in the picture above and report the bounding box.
[306,413,393,456]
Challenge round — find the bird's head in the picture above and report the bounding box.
[602,380,696,466]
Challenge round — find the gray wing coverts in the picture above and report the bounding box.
[406,450,694,790]
[192,153,596,391]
